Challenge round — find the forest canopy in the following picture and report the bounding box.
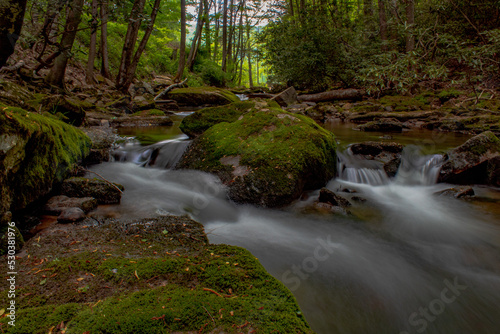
[0,0,498,93]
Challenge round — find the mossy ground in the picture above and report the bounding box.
[178,106,337,207]
[0,216,312,333]
[0,104,91,212]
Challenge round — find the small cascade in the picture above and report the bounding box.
[337,150,390,185]
[337,145,444,186]
[235,93,249,101]
[113,136,190,169]
[394,145,444,185]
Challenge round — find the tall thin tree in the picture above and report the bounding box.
[174,0,187,82]
[0,0,28,68]
[86,0,99,83]
[100,0,111,79]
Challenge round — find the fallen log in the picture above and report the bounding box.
[298,89,365,103]
[154,78,188,101]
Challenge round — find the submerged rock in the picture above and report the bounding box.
[438,131,500,186]
[318,188,352,208]
[166,86,239,107]
[57,207,86,223]
[0,105,91,214]
[435,187,475,199]
[357,118,404,132]
[60,177,124,204]
[178,107,337,207]
[348,141,404,177]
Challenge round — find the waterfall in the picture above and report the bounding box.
[337,149,390,185]
[337,145,444,186]
[112,136,190,169]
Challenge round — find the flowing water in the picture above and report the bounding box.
[87,119,500,334]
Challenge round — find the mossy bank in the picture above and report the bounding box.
[0,104,91,215]
[0,216,313,333]
[178,103,337,207]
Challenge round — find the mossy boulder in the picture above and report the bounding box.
[0,80,35,110]
[0,104,91,214]
[439,131,500,186]
[42,95,91,126]
[178,108,337,207]
[0,215,313,333]
[179,100,271,138]
[60,177,124,204]
[166,86,240,107]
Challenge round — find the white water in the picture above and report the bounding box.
[89,146,500,334]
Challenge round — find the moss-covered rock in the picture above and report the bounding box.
[439,131,500,186]
[41,95,91,126]
[179,100,262,138]
[0,104,91,214]
[0,216,313,333]
[166,86,240,107]
[178,108,337,207]
[60,177,124,204]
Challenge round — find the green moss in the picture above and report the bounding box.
[0,216,313,333]
[167,86,240,106]
[180,100,256,137]
[377,95,429,111]
[0,224,24,255]
[179,107,337,207]
[132,109,165,117]
[0,104,91,211]
[438,88,462,103]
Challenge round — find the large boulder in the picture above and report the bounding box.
[179,100,277,138]
[0,105,91,214]
[42,95,92,126]
[178,108,337,207]
[438,131,500,186]
[166,86,240,107]
[271,86,297,107]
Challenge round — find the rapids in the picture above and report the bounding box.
[87,132,500,334]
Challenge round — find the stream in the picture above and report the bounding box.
[89,118,500,334]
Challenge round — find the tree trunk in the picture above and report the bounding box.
[204,0,211,55]
[389,0,398,43]
[174,0,186,82]
[187,0,204,71]
[86,0,99,83]
[46,0,84,86]
[100,0,111,79]
[405,0,415,52]
[378,0,388,51]
[213,1,219,61]
[298,89,365,103]
[246,13,252,87]
[121,0,162,89]
[221,0,228,72]
[0,0,28,68]
[116,0,147,88]
[227,0,235,69]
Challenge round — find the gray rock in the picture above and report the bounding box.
[272,87,298,107]
[438,131,500,186]
[60,177,124,204]
[44,195,98,214]
[318,188,352,208]
[58,207,86,223]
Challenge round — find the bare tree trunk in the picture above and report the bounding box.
[86,0,99,83]
[378,0,388,51]
[46,0,84,86]
[227,0,235,68]
[121,0,162,89]
[100,0,111,79]
[116,0,146,88]
[389,0,398,43]
[174,0,186,82]
[187,0,204,71]
[221,0,228,72]
[213,1,219,61]
[246,14,253,88]
[0,0,28,68]
[405,0,415,52]
[298,89,365,102]
[204,0,211,55]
